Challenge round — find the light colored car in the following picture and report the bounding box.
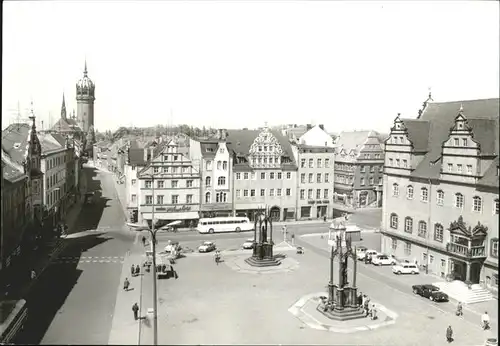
[356,246,368,256]
[357,249,378,261]
[392,263,420,275]
[198,241,216,253]
[242,239,255,249]
[372,254,397,266]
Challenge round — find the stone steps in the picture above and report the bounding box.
[244,257,282,267]
[434,281,494,304]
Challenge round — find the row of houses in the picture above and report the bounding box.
[1,109,83,273]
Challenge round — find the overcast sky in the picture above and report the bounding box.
[2,1,499,134]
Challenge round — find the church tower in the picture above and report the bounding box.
[76,59,95,133]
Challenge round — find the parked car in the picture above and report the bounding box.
[242,239,255,249]
[412,284,449,302]
[372,254,397,266]
[198,241,216,253]
[485,338,498,346]
[392,263,419,275]
[356,246,367,256]
[357,249,378,261]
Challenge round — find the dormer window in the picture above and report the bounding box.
[454,138,459,146]
[462,138,467,146]
[458,123,463,129]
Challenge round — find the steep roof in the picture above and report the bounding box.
[1,151,26,183]
[400,119,430,152]
[38,132,65,154]
[477,157,499,188]
[52,117,82,133]
[335,131,374,154]
[2,123,32,166]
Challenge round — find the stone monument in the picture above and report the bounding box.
[245,207,281,267]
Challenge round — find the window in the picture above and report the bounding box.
[270,189,275,197]
[325,159,330,168]
[392,183,399,197]
[243,189,249,197]
[277,172,282,179]
[418,221,427,238]
[216,192,227,203]
[391,238,397,250]
[162,167,168,173]
[455,193,464,208]
[173,155,178,161]
[396,159,400,167]
[370,166,375,173]
[462,138,467,146]
[360,178,365,186]
[286,172,291,179]
[429,255,434,264]
[436,190,444,206]
[250,189,255,197]
[206,161,212,170]
[467,165,473,175]
[324,173,329,183]
[218,177,226,186]
[434,224,444,242]
[172,180,178,188]
[145,180,152,189]
[308,173,313,183]
[308,189,313,199]
[421,187,428,202]
[309,159,314,168]
[448,163,453,172]
[132,179,137,186]
[389,158,394,166]
[205,177,211,186]
[236,190,241,198]
[171,167,178,174]
[186,180,193,188]
[261,172,266,179]
[217,161,222,170]
[286,188,291,196]
[157,195,164,205]
[390,213,398,229]
[145,195,153,205]
[317,173,321,183]
[404,242,411,256]
[457,164,463,173]
[131,194,137,202]
[277,188,282,196]
[153,167,159,174]
[301,174,306,183]
[244,172,249,180]
[236,173,241,180]
[157,180,164,188]
[491,239,499,258]
[223,161,228,170]
[172,195,179,204]
[403,159,408,168]
[494,199,499,215]
[404,217,413,233]
[361,166,366,173]
[472,196,482,212]
[316,189,321,199]
[270,172,275,179]
[406,186,414,199]
[300,159,306,168]
[454,138,459,146]
[324,189,329,199]
[260,189,265,197]
[317,159,322,168]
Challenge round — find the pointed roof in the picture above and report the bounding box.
[61,92,67,119]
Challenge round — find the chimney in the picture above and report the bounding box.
[319,124,324,130]
[306,124,312,130]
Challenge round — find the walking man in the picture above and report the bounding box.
[291,233,295,246]
[142,236,146,247]
[446,325,453,343]
[132,302,139,320]
[123,278,130,291]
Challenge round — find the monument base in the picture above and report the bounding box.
[246,242,281,267]
[245,256,281,267]
[316,305,366,321]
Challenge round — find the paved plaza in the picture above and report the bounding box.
[122,237,493,345]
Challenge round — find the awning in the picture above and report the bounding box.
[142,212,199,220]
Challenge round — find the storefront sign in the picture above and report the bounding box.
[307,200,330,205]
[156,205,191,213]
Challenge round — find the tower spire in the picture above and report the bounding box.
[61,92,67,120]
[84,58,88,77]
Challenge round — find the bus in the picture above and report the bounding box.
[197,217,254,234]
[0,299,27,344]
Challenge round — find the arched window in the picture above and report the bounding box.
[222,161,228,170]
[205,176,211,186]
[434,224,444,242]
[436,190,444,206]
[418,221,427,238]
[390,213,398,229]
[217,192,227,203]
[218,176,226,186]
[404,217,413,233]
[455,193,464,208]
[472,196,482,212]
[406,186,414,199]
[392,183,399,197]
[420,187,428,202]
[205,192,211,203]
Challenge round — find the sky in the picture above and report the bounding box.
[2,1,499,134]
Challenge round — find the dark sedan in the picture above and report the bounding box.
[412,284,449,302]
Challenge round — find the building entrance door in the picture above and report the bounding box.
[451,259,467,281]
[270,206,280,222]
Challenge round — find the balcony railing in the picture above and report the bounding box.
[446,243,486,258]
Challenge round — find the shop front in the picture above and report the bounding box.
[141,204,200,229]
[299,199,330,219]
[200,203,233,218]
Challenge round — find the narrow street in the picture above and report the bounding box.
[16,166,134,345]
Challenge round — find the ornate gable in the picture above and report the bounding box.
[449,216,488,238]
[248,128,284,168]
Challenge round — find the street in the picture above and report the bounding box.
[16,166,135,345]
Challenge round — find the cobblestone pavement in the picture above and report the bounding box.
[134,243,491,345]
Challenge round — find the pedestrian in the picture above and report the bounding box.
[357,292,363,306]
[323,215,327,222]
[370,304,378,320]
[124,278,130,291]
[135,265,140,276]
[142,236,146,247]
[291,233,295,246]
[132,302,139,320]
[446,325,453,343]
[131,264,135,277]
[31,270,36,280]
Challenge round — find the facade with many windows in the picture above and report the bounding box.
[137,140,201,228]
[228,127,298,221]
[381,97,499,291]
